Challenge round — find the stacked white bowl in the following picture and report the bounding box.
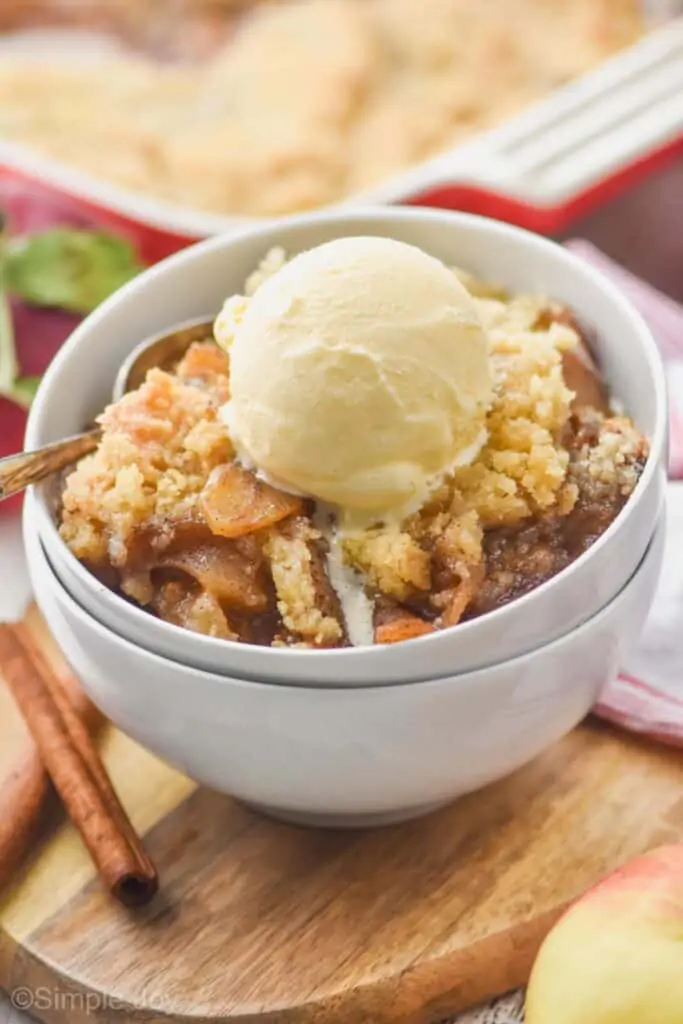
[24,209,668,827]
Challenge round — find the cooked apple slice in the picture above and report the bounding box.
[157,539,270,613]
[437,561,485,628]
[438,579,477,628]
[152,578,237,640]
[202,463,303,539]
[562,348,610,415]
[123,514,216,569]
[374,603,435,645]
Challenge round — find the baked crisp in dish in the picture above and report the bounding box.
[0,0,642,215]
[59,247,649,648]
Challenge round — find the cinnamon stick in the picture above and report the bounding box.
[0,748,46,894]
[0,661,99,894]
[0,623,158,906]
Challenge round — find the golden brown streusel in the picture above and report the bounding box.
[60,368,233,565]
[570,415,649,500]
[343,528,431,602]
[265,518,345,647]
[444,292,576,521]
[175,341,231,400]
[408,493,483,568]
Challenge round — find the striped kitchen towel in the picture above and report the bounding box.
[565,240,683,747]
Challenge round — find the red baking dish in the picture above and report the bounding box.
[1,17,682,247]
[1,15,682,509]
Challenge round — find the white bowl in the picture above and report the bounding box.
[27,208,667,685]
[24,489,665,826]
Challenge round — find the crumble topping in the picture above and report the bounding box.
[265,518,345,646]
[570,414,649,499]
[343,528,431,603]
[60,365,233,566]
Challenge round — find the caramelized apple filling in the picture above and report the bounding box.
[202,462,304,539]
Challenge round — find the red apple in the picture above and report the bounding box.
[0,302,81,516]
[526,845,683,1024]
[0,396,31,515]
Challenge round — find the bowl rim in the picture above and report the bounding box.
[29,489,664,693]
[27,206,668,677]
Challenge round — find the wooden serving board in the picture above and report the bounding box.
[1,609,683,1024]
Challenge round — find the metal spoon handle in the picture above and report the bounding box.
[0,428,102,502]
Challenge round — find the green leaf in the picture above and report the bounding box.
[7,374,42,408]
[0,291,16,394]
[5,228,144,314]
[0,219,18,394]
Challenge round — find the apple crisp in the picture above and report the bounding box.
[59,251,649,648]
[0,0,642,216]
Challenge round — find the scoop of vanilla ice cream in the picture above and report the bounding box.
[222,236,492,518]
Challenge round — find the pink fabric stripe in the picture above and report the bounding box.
[566,239,683,361]
[595,685,683,749]
[617,672,683,708]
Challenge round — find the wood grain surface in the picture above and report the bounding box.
[1,609,682,1024]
